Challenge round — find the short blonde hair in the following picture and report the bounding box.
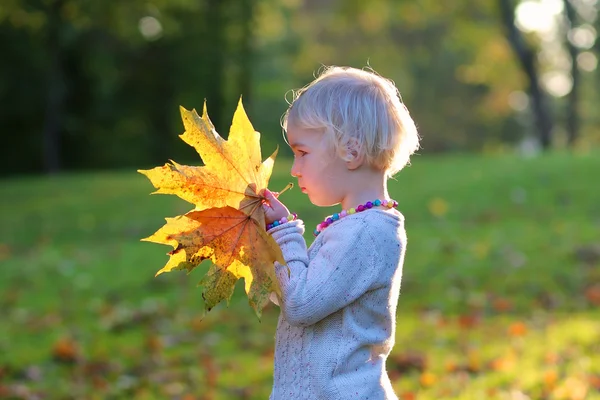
[282,66,420,177]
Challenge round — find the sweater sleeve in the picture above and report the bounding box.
[269,218,388,327]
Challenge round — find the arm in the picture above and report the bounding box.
[269,219,385,327]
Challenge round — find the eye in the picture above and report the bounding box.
[297,150,308,157]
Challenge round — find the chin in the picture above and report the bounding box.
[309,195,339,208]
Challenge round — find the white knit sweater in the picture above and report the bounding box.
[268,209,406,400]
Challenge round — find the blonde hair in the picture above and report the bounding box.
[282,66,420,177]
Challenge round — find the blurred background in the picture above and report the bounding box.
[1,0,599,399]
[1,0,599,176]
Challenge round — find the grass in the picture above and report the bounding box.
[1,150,599,399]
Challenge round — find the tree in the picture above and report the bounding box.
[497,0,554,150]
[562,0,581,147]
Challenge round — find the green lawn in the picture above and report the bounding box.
[1,151,599,399]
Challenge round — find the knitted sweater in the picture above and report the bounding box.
[268,209,406,400]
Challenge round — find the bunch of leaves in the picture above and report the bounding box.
[139,100,285,318]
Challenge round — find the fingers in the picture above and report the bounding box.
[262,188,291,225]
[264,189,280,199]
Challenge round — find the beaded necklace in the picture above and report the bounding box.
[313,198,398,237]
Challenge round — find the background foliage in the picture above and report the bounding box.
[1,0,599,176]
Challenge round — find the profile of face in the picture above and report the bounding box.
[286,122,350,207]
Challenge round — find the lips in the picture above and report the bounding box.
[301,187,307,194]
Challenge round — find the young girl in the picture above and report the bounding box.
[262,66,420,400]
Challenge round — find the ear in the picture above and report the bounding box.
[344,138,364,170]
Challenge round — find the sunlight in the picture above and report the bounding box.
[577,51,598,71]
[139,16,163,40]
[508,91,529,112]
[515,0,563,35]
[541,71,573,97]
[568,24,597,49]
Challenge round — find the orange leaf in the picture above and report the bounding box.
[401,392,416,400]
[145,206,285,318]
[492,297,513,312]
[419,371,437,387]
[584,284,600,306]
[544,370,559,389]
[589,374,600,390]
[52,337,79,363]
[508,321,527,337]
[458,313,479,329]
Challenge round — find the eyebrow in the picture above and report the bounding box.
[288,140,307,149]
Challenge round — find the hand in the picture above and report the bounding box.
[262,189,291,225]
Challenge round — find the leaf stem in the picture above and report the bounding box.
[278,183,294,196]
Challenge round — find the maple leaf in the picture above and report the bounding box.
[139,99,277,226]
[139,99,286,318]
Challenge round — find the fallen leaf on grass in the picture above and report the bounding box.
[52,337,80,364]
[458,313,480,329]
[589,374,600,390]
[428,197,449,217]
[544,369,559,390]
[419,371,437,387]
[584,284,600,306]
[492,297,513,313]
[508,321,527,337]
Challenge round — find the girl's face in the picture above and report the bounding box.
[286,122,349,207]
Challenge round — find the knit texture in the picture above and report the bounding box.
[268,209,406,400]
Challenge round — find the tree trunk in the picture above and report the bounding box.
[563,0,580,147]
[498,0,553,150]
[42,0,67,173]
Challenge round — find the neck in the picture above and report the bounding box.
[340,170,389,210]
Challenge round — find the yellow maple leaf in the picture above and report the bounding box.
[139,99,277,226]
[139,99,285,318]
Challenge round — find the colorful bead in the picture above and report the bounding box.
[266,212,299,230]
[313,198,399,237]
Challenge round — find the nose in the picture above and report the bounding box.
[291,159,301,177]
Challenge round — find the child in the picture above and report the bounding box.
[262,66,420,400]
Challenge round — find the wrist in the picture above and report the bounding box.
[266,213,298,231]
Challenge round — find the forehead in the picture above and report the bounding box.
[285,123,323,148]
